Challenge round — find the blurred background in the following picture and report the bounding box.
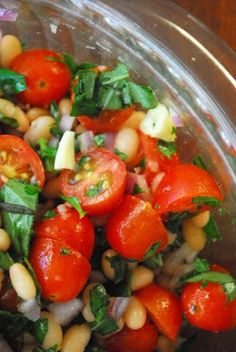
[172,0,236,51]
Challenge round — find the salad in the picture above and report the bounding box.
[0,33,235,352]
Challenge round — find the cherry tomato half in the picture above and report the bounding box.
[35,205,95,259]
[153,164,223,214]
[30,238,90,302]
[136,283,182,341]
[59,148,126,216]
[106,195,168,260]
[0,135,45,188]
[181,281,236,332]
[101,322,158,352]
[10,49,71,107]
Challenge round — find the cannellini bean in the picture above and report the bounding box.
[58,98,72,115]
[130,266,154,291]
[24,115,55,145]
[0,98,29,132]
[61,324,91,352]
[9,263,36,300]
[82,302,95,323]
[121,111,146,129]
[114,127,139,163]
[101,249,117,280]
[42,177,61,199]
[124,297,146,330]
[190,210,210,228]
[82,283,97,304]
[0,34,22,67]
[0,228,11,251]
[183,220,207,251]
[41,311,63,350]
[26,107,50,122]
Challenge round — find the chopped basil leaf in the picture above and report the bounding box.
[143,241,163,269]
[33,346,58,352]
[114,148,127,161]
[60,247,71,255]
[90,284,118,335]
[37,138,57,173]
[0,310,32,342]
[78,63,98,70]
[110,271,132,297]
[77,155,91,170]
[144,241,161,260]
[194,257,210,273]
[49,101,62,138]
[0,180,40,258]
[62,52,79,76]
[94,134,105,147]
[60,195,86,218]
[192,196,221,207]
[34,318,48,344]
[0,68,27,97]
[167,211,192,222]
[126,81,157,109]
[171,126,177,135]
[0,112,19,128]
[86,181,105,197]
[139,158,146,169]
[100,63,129,86]
[203,214,221,242]
[157,140,176,159]
[132,183,145,195]
[0,251,14,270]
[105,255,127,284]
[46,56,63,63]
[192,154,207,170]
[42,209,57,220]
[25,259,41,304]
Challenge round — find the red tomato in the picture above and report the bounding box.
[153,164,223,214]
[139,132,180,184]
[0,135,45,188]
[59,148,126,216]
[181,281,236,332]
[136,284,182,341]
[30,238,90,302]
[34,205,95,259]
[78,106,134,133]
[10,49,71,107]
[102,322,158,352]
[106,195,168,260]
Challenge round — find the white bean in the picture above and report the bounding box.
[0,98,29,132]
[9,263,36,300]
[101,249,117,280]
[24,115,55,145]
[0,34,22,67]
[61,324,91,352]
[121,111,146,129]
[82,302,95,323]
[191,210,210,228]
[114,127,139,163]
[82,283,97,304]
[41,311,63,350]
[58,98,72,115]
[0,228,11,251]
[130,266,154,291]
[26,107,50,122]
[124,297,146,330]
[183,220,206,251]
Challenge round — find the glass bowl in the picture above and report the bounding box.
[1,0,236,350]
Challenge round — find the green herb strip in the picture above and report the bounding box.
[132,183,145,195]
[193,154,207,170]
[42,209,57,220]
[192,196,221,207]
[86,180,106,197]
[49,101,62,138]
[105,255,127,284]
[60,247,71,256]
[60,195,86,218]
[203,214,221,242]
[0,113,19,128]
[143,241,163,269]
[0,68,26,97]
[37,138,57,173]
[77,155,91,170]
[34,318,48,344]
[114,148,127,161]
[94,134,105,147]
[157,140,176,159]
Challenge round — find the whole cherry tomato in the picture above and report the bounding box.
[59,148,126,216]
[10,49,71,107]
[136,283,182,341]
[153,164,223,214]
[0,135,45,188]
[101,322,158,352]
[35,205,95,259]
[106,195,168,260]
[30,238,90,302]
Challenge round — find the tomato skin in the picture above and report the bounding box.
[106,195,168,260]
[101,322,158,352]
[136,284,182,341]
[0,135,45,188]
[139,132,180,184]
[35,206,95,259]
[153,164,223,214]
[59,148,126,216]
[78,106,135,133]
[30,238,90,302]
[181,281,236,332]
[10,49,71,107]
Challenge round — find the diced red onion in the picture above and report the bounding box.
[126,172,151,202]
[78,131,95,153]
[17,298,41,322]
[109,297,131,321]
[104,132,116,152]
[151,172,165,193]
[0,338,13,352]
[147,159,159,173]
[169,107,183,127]
[59,113,75,133]
[48,136,60,147]
[48,298,83,326]
[0,8,18,21]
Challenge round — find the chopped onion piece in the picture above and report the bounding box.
[77,131,95,153]
[59,113,75,132]
[104,132,116,151]
[169,107,183,127]
[109,297,131,321]
[126,172,151,202]
[18,298,41,322]
[48,298,83,326]
[0,8,18,21]
[48,136,59,147]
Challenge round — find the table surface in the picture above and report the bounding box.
[171,0,236,51]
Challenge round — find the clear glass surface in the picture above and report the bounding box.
[1,0,236,350]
